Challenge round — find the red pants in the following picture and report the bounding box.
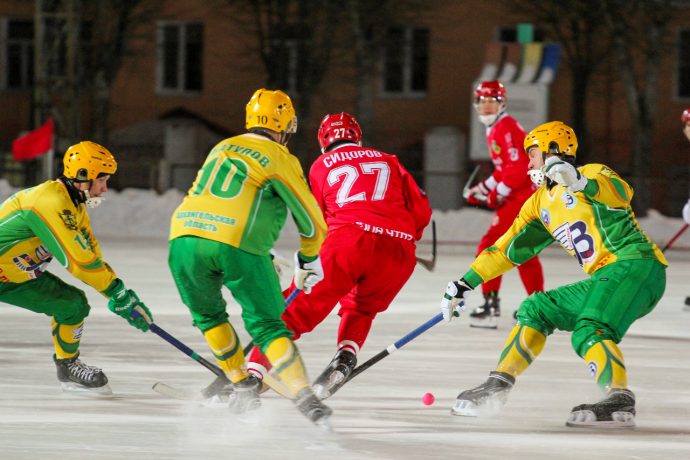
[477,189,544,295]
[248,225,417,374]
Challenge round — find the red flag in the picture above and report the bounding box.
[12,118,54,161]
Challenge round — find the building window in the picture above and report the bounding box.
[157,22,203,94]
[2,18,34,90]
[381,26,429,97]
[678,29,690,99]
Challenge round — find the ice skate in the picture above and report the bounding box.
[311,349,357,400]
[683,296,690,311]
[566,389,635,428]
[469,292,500,329]
[295,387,333,430]
[226,375,262,414]
[201,379,235,408]
[54,353,112,395]
[451,371,514,416]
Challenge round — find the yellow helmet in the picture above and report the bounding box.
[245,88,297,134]
[524,121,578,158]
[63,141,117,182]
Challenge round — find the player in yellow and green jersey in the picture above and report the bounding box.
[168,89,331,426]
[0,141,153,394]
[440,121,667,428]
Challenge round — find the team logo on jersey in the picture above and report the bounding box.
[12,246,52,279]
[587,361,598,378]
[491,140,501,155]
[552,220,596,266]
[541,209,551,226]
[600,167,613,177]
[508,147,519,161]
[561,192,577,209]
[59,209,78,230]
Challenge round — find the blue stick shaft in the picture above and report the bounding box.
[132,310,225,378]
[345,309,451,383]
[392,312,444,350]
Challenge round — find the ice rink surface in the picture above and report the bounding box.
[1,237,690,459]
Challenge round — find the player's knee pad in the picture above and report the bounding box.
[571,319,616,358]
[265,337,309,394]
[584,340,627,391]
[495,324,546,377]
[52,319,84,358]
[203,322,246,382]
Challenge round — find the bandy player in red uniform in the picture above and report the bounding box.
[465,81,544,328]
[248,112,431,398]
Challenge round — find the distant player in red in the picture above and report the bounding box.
[248,112,432,398]
[465,81,544,327]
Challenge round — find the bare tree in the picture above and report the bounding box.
[221,0,340,165]
[345,0,434,146]
[221,0,436,165]
[600,0,676,215]
[34,0,162,149]
[84,0,162,143]
[501,0,609,164]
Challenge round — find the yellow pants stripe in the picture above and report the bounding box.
[495,325,546,378]
[584,340,627,391]
[265,337,309,396]
[52,319,83,359]
[203,322,247,383]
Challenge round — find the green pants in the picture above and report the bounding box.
[516,258,666,357]
[0,272,90,323]
[168,236,290,350]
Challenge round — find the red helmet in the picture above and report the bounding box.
[682,108,690,123]
[318,112,362,152]
[474,80,507,102]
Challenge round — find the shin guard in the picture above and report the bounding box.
[52,319,83,359]
[495,325,546,378]
[265,337,309,396]
[584,340,628,391]
[203,322,247,383]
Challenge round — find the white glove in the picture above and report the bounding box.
[293,252,324,294]
[543,156,587,192]
[683,198,690,225]
[270,249,292,277]
[440,279,471,322]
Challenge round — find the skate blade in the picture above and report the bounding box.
[566,410,635,428]
[451,397,505,417]
[60,382,113,396]
[313,414,334,432]
[312,384,330,400]
[469,320,498,329]
[201,393,230,408]
[450,399,479,417]
[312,370,346,400]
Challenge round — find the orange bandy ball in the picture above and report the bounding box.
[422,392,435,406]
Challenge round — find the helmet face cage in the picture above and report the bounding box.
[682,109,690,124]
[318,112,362,151]
[245,89,297,134]
[524,121,578,160]
[62,141,117,182]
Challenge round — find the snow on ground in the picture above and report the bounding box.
[1,181,690,459]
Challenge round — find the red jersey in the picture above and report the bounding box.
[484,113,533,198]
[309,142,431,241]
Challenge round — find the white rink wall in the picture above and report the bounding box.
[1,180,688,250]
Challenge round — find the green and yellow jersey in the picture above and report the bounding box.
[170,133,326,257]
[463,163,667,287]
[0,181,117,292]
